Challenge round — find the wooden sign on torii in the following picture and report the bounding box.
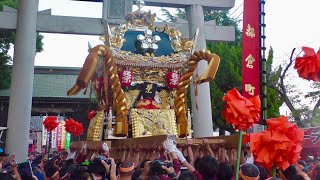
[0,0,235,162]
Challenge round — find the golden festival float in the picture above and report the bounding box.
[68,1,228,156]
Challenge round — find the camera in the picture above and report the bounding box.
[92,156,111,165]
[149,159,173,175]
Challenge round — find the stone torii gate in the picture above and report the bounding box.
[0,0,235,162]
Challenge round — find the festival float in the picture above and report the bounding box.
[67,0,223,155]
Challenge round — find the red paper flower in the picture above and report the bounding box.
[221,88,261,131]
[65,118,84,136]
[88,110,96,120]
[294,47,320,82]
[166,72,180,89]
[245,116,304,170]
[119,70,133,87]
[43,116,59,131]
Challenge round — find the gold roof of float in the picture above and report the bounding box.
[99,0,198,69]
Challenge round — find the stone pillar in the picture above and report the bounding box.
[186,5,213,138]
[6,0,38,162]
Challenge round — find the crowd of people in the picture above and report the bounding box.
[0,139,319,180]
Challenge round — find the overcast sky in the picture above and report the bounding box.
[33,0,320,68]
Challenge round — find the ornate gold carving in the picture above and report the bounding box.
[86,110,105,141]
[175,50,220,137]
[245,24,255,38]
[125,10,156,28]
[245,54,255,69]
[131,109,177,138]
[245,84,255,96]
[111,48,191,68]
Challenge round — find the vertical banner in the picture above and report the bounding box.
[61,121,66,149]
[65,133,71,149]
[51,127,57,149]
[242,0,260,98]
[56,123,62,151]
[42,117,47,146]
[36,132,42,153]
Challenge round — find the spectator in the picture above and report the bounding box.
[239,163,260,180]
[197,156,218,180]
[217,162,233,180]
[119,161,135,180]
[0,151,9,170]
[178,171,197,180]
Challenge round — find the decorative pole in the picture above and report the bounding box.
[260,0,267,124]
[235,130,243,180]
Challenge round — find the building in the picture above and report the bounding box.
[0,66,93,150]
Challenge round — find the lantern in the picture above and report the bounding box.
[119,70,133,87]
[166,71,180,89]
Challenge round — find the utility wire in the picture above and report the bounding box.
[229,3,243,17]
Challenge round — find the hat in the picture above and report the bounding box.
[0,151,9,157]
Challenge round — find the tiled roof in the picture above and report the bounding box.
[0,66,90,99]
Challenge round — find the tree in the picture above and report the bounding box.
[0,0,43,89]
[267,48,320,127]
[265,47,283,118]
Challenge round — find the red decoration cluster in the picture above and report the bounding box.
[88,110,96,121]
[119,70,133,87]
[65,118,84,136]
[43,116,59,131]
[221,88,261,131]
[244,116,304,170]
[294,47,320,82]
[166,72,180,89]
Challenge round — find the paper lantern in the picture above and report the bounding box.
[166,72,180,89]
[119,70,133,87]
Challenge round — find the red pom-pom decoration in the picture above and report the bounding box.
[88,110,96,121]
[294,47,320,82]
[119,70,133,87]
[244,116,304,170]
[65,118,84,136]
[166,72,180,89]
[222,88,261,131]
[43,116,59,131]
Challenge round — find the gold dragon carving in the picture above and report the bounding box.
[174,50,220,137]
[67,45,129,137]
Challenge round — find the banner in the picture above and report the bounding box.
[51,127,57,149]
[56,123,62,151]
[242,0,260,98]
[42,117,47,146]
[303,127,320,148]
[65,133,71,149]
[61,121,66,149]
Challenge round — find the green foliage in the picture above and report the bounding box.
[266,87,283,118]
[312,109,320,127]
[0,0,43,89]
[207,42,242,133]
[265,47,283,118]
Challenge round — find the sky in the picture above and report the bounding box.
[32,0,320,68]
[9,0,320,113]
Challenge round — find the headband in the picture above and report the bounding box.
[119,163,134,173]
[239,170,259,180]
